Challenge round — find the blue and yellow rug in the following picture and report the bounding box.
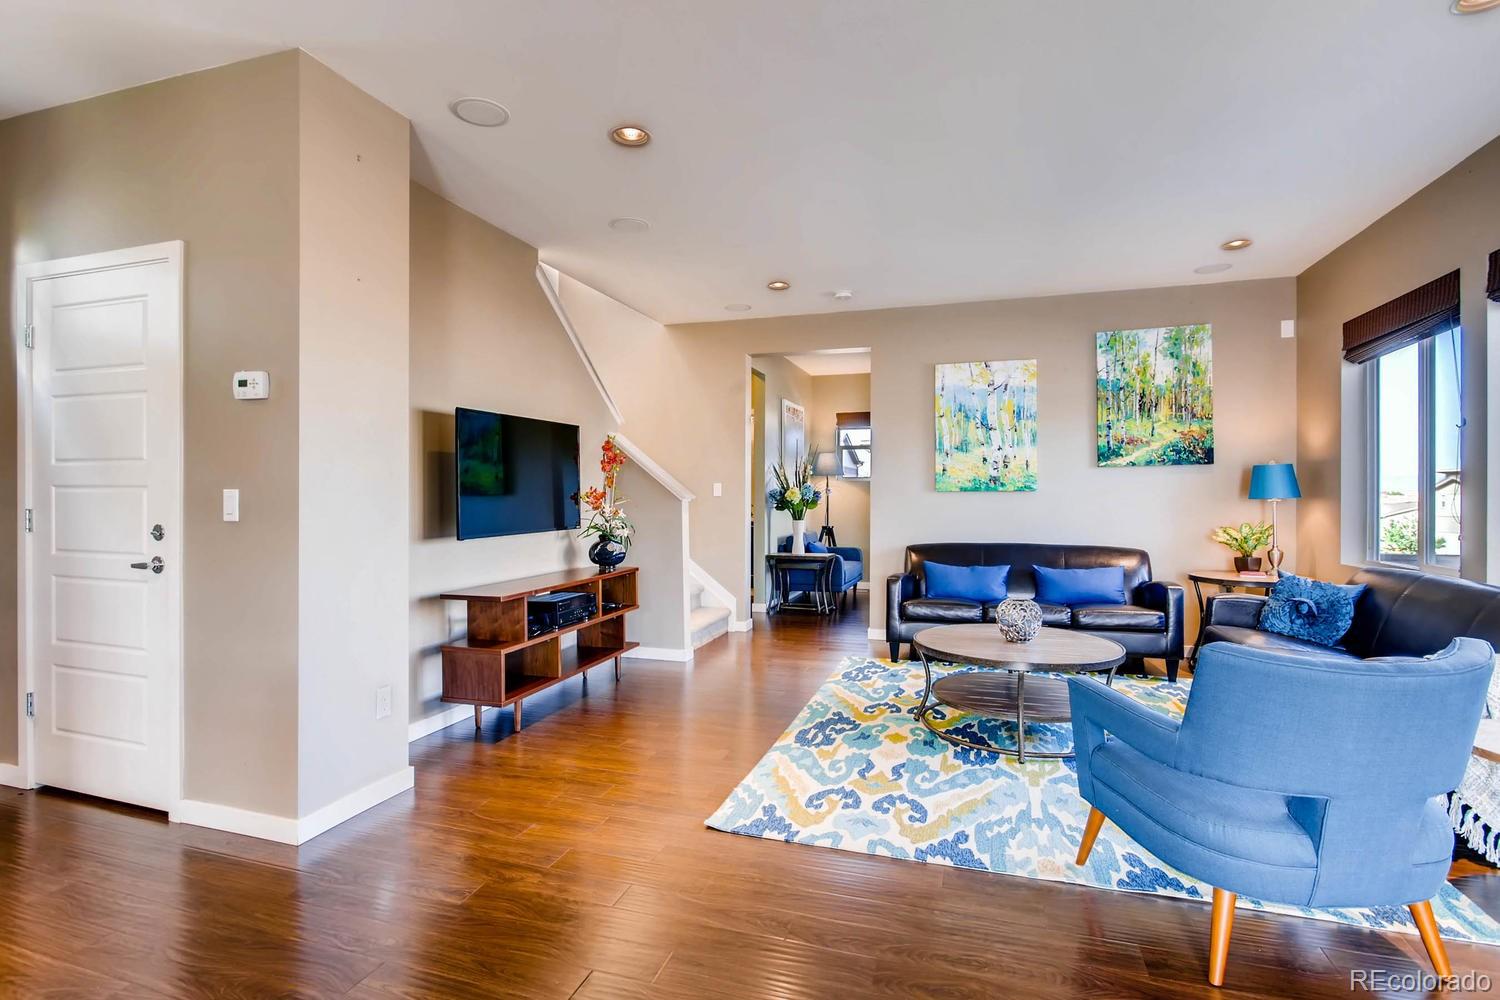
[706,655,1500,945]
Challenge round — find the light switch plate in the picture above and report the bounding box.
[713,482,723,497]
[222,489,239,522]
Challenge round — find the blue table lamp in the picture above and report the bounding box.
[1248,462,1300,573]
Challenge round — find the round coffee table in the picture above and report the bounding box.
[912,624,1127,762]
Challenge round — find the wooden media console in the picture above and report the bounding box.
[439,566,638,731]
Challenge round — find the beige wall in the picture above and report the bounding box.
[808,373,872,566]
[408,184,620,731]
[1296,135,1498,583]
[0,53,303,807]
[614,461,689,650]
[296,57,411,815]
[637,279,1296,637]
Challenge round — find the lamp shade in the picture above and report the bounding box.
[812,452,840,477]
[1248,462,1301,500]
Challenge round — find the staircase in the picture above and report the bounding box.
[690,579,732,649]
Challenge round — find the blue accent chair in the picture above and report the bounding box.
[1068,638,1493,986]
[776,534,863,611]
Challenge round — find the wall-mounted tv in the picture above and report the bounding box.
[455,407,581,540]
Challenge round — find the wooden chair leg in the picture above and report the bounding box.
[1075,806,1106,865]
[1208,888,1236,987]
[1409,900,1452,979]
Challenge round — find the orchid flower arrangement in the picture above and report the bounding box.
[767,455,822,520]
[580,436,633,548]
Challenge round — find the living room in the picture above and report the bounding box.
[3,3,1500,997]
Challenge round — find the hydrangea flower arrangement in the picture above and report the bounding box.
[767,455,822,520]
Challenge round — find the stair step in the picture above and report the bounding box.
[689,604,731,649]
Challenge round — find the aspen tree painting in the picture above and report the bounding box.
[1096,325,1213,467]
[935,360,1038,492]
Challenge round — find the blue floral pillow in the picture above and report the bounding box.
[1258,573,1366,647]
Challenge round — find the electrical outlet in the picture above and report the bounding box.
[375,685,392,720]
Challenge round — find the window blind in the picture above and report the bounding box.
[1342,269,1460,364]
[835,411,871,430]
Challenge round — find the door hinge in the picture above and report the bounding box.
[23,508,32,533]
[25,692,35,719]
[23,324,34,349]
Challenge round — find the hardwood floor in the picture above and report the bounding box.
[4,593,1500,998]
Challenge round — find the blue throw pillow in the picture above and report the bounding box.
[1033,565,1127,606]
[1258,573,1365,647]
[806,540,830,553]
[924,562,1009,603]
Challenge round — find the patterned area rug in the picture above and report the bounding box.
[705,655,1500,946]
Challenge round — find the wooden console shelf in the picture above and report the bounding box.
[439,566,639,732]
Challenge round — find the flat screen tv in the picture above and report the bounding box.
[455,407,581,540]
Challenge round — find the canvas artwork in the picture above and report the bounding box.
[781,398,807,465]
[935,360,1038,492]
[1096,325,1213,467]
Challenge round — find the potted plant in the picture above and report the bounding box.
[767,455,822,554]
[1211,521,1274,573]
[580,436,633,570]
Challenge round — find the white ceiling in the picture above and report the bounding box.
[4,2,1500,324]
[782,349,872,377]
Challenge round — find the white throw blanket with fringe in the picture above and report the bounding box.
[1453,757,1500,864]
[1452,664,1500,865]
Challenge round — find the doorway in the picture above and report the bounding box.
[750,349,871,626]
[16,242,184,811]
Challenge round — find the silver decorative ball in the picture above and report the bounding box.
[995,598,1043,642]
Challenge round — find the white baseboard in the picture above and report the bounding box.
[729,618,753,632]
[857,581,871,591]
[172,766,415,845]
[867,627,884,640]
[0,762,30,790]
[297,766,415,844]
[751,602,768,613]
[172,798,301,844]
[624,645,694,662]
[409,704,474,742]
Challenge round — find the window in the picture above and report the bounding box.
[836,411,870,479]
[1368,324,1462,571]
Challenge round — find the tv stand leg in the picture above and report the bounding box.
[514,701,523,732]
[473,705,483,730]
[614,657,621,681]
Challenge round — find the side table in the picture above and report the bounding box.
[766,553,837,615]
[1187,569,1278,665]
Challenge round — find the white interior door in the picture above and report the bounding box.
[21,242,183,811]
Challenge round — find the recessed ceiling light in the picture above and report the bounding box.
[767,280,790,291]
[450,98,510,127]
[832,289,854,301]
[610,125,651,147]
[725,303,752,312]
[1194,263,1233,275]
[1452,0,1500,13]
[608,217,650,233]
[1220,237,1253,251]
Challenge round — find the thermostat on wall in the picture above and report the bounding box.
[232,371,270,399]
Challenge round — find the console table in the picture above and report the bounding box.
[440,566,638,731]
[765,552,836,615]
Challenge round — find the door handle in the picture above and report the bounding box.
[130,557,165,574]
